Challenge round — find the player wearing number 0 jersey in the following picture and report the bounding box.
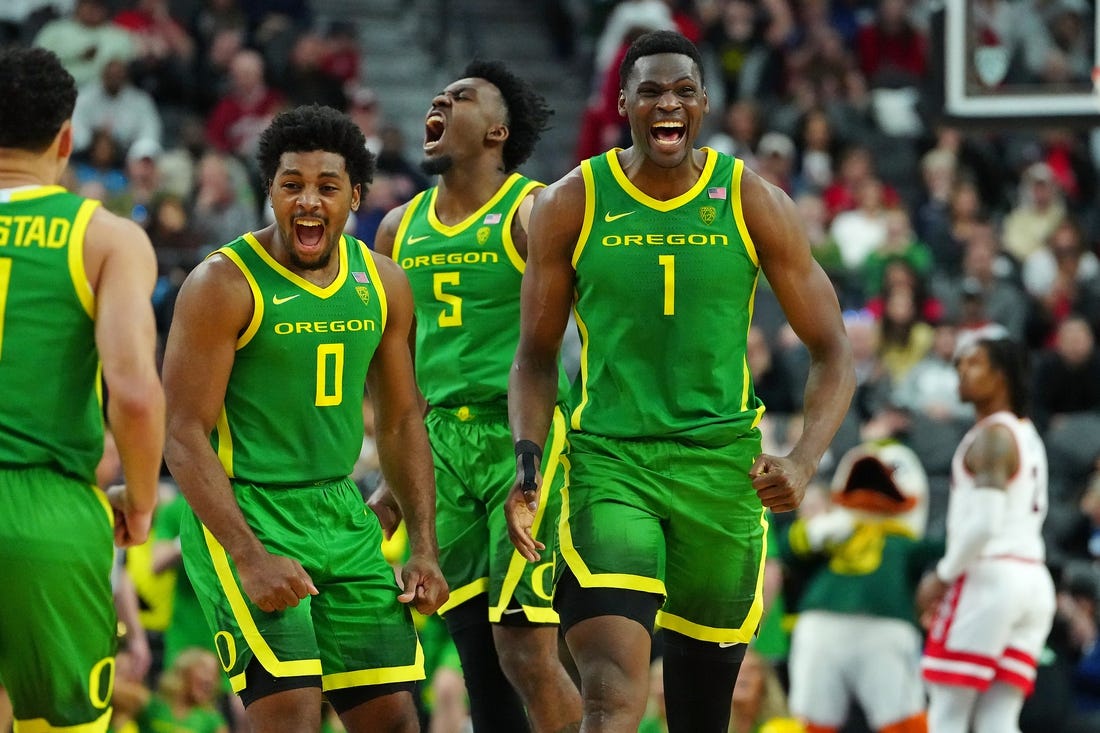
[0,46,164,733]
[372,60,581,733]
[917,333,1056,733]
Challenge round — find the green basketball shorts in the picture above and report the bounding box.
[180,477,424,697]
[0,467,116,732]
[427,403,566,624]
[557,430,768,644]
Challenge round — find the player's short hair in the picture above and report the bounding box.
[257,104,375,191]
[0,46,77,152]
[463,59,552,172]
[619,30,705,90]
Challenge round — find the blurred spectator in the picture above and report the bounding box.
[705,98,762,163]
[190,150,260,252]
[239,0,312,77]
[592,0,675,80]
[70,128,129,196]
[319,20,362,86]
[844,308,892,422]
[1003,161,1068,264]
[113,137,166,225]
[821,144,900,223]
[188,0,248,114]
[729,648,799,733]
[1034,0,1094,86]
[71,57,162,155]
[347,86,383,155]
[866,257,943,325]
[829,177,890,272]
[935,222,1030,341]
[355,124,430,245]
[754,131,797,196]
[703,0,790,105]
[278,30,348,109]
[912,148,958,269]
[124,648,230,733]
[856,0,927,85]
[971,0,1054,86]
[876,278,935,384]
[861,208,935,300]
[1032,315,1100,433]
[893,321,974,422]
[746,326,798,415]
[1055,567,1100,733]
[795,192,847,295]
[33,0,136,87]
[204,48,285,159]
[113,0,195,106]
[792,106,838,195]
[1023,217,1100,335]
[923,178,988,279]
[0,0,62,46]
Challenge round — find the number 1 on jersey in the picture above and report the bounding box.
[659,254,675,316]
[0,258,10,360]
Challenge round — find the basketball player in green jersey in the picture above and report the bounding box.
[507,31,855,733]
[0,46,165,732]
[162,105,448,732]
[371,60,582,732]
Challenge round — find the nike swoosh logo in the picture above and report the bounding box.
[604,210,636,222]
[501,608,526,615]
[272,294,300,305]
[718,641,739,648]
[406,235,431,245]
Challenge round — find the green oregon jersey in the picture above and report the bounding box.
[0,185,104,483]
[214,233,386,484]
[392,173,567,406]
[571,149,764,445]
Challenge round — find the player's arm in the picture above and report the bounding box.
[506,169,583,561]
[162,255,317,612]
[85,209,165,547]
[747,168,854,512]
[510,186,542,261]
[366,254,449,615]
[917,423,1016,620]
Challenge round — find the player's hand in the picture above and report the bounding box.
[397,551,449,615]
[235,549,319,613]
[106,484,155,548]
[367,482,403,540]
[915,570,950,630]
[505,471,545,563]
[749,453,812,512]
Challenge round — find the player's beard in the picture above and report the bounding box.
[420,154,454,176]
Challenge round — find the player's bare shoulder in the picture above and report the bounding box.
[373,200,414,258]
[83,205,157,288]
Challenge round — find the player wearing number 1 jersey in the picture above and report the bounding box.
[372,60,582,733]
[0,46,164,732]
[162,105,447,733]
[506,31,853,733]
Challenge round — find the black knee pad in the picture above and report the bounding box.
[662,631,746,733]
[239,657,321,708]
[553,566,663,636]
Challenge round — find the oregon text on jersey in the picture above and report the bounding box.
[0,215,71,248]
[600,233,730,247]
[272,319,377,334]
[400,250,500,270]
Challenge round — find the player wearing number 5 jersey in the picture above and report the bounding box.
[372,60,581,733]
[0,46,164,733]
[507,31,854,733]
[162,104,447,733]
[917,333,1056,733]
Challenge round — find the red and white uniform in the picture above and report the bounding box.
[921,411,1056,695]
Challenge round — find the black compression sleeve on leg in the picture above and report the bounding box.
[442,595,531,733]
[661,631,746,733]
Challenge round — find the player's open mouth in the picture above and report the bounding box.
[295,219,325,250]
[650,120,686,148]
[424,112,446,151]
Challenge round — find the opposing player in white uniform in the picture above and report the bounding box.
[916,333,1056,733]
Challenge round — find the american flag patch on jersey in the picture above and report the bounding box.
[352,271,369,283]
[708,187,727,199]
[484,212,502,224]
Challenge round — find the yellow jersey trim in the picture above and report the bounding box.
[426,172,524,236]
[68,199,99,318]
[390,190,428,262]
[215,407,234,477]
[502,180,543,274]
[322,639,425,689]
[202,525,323,679]
[361,242,388,332]
[215,247,264,350]
[571,160,597,269]
[606,147,718,212]
[731,159,759,267]
[438,578,489,616]
[568,306,592,430]
[4,184,67,202]
[14,707,112,733]
[242,231,349,298]
[489,408,566,623]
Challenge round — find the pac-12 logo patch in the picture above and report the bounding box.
[356,286,371,306]
[476,226,491,245]
[699,206,717,225]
